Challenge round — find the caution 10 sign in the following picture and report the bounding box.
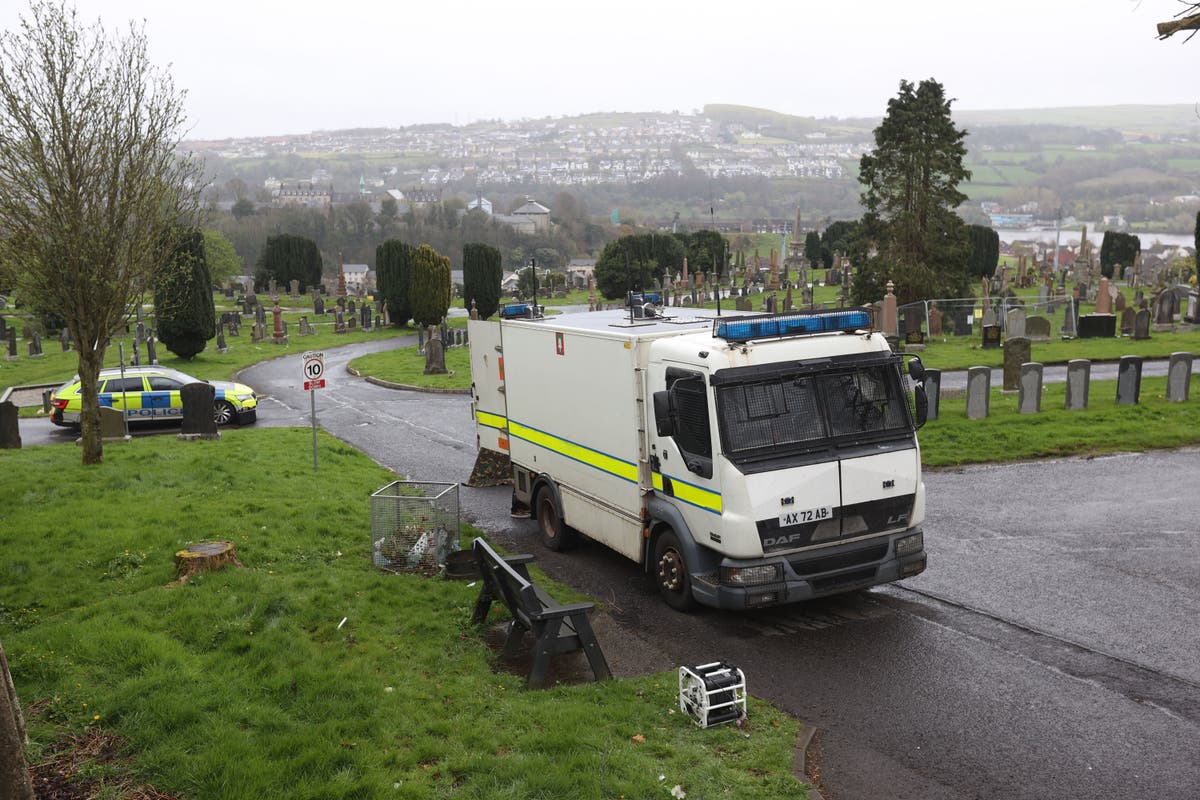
[302,351,326,390]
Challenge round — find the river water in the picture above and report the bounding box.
[995,228,1194,248]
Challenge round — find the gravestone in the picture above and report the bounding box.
[1066,360,1090,411]
[272,304,285,344]
[314,296,325,316]
[953,311,972,337]
[147,336,157,365]
[1094,277,1112,314]
[981,325,1001,349]
[1061,301,1077,338]
[217,326,227,353]
[348,299,356,316]
[347,315,356,330]
[981,306,996,328]
[334,309,346,334]
[299,316,311,336]
[224,287,235,300]
[0,316,5,341]
[966,367,990,420]
[6,327,18,360]
[1006,307,1026,339]
[255,304,266,326]
[290,279,300,300]
[924,369,941,422]
[180,382,219,440]
[1018,362,1043,414]
[252,322,265,342]
[1077,314,1115,338]
[130,340,140,366]
[361,305,371,330]
[1116,356,1143,406]
[1132,309,1151,340]
[904,329,925,351]
[1166,352,1193,403]
[1003,337,1030,391]
[0,400,20,449]
[99,406,128,441]
[1025,316,1051,342]
[60,328,70,352]
[28,332,43,358]
[1114,292,1126,313]
[1120,307,1135,336]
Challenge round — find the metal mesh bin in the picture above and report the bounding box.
[370,480,460,574]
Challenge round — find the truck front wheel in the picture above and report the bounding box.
[536,487,577,551]
[654,529,698,612]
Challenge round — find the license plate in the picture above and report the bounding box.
[779,506,832,527]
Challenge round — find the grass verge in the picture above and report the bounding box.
[918,374,1200,466]
[1,428,807,799]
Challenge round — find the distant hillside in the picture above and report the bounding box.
[952,105,1199,135]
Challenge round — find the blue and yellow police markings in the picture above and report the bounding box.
[99,390,182,419]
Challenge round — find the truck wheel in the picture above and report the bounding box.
[536,487,577,551]
[654,529,698,611]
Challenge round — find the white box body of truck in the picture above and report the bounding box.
[469,306,927,610]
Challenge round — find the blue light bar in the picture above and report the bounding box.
[626,292,662,306]
[500,303,531,318]
[713,309,872,343]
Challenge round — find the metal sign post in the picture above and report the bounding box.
[302,351,326,472]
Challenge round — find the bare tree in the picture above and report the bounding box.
[1157,2,1200,39]
[0,638,34,800]
[0,1,203,464]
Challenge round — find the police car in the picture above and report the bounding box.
[50,367,258,427]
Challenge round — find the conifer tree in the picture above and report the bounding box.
[376,239,415,325]
[462,242,503,319]
[155,228,216,360]
[854,79,972,305]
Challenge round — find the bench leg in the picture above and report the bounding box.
[571,614,612,682]
[471,584,495,625]
[502,621,526,659]
[528,618,564,689]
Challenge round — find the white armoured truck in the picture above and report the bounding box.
[468,305,929,611]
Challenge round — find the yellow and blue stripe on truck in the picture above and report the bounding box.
[476,409,722,514]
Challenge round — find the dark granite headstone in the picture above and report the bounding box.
[0,400,21,449]
[1120,307,1135,336]
[314,296,325,316]
[1132,309,1151,340]
[180,382,219,439]
[981,325,1001,349]
[1077,314,1115,338]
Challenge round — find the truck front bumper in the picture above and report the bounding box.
[690,528,926,610]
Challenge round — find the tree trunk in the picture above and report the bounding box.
[0,639,35,800]
[75,341,106,465]
[174,541,244,579]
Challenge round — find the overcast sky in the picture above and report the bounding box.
[1,0,1195,139]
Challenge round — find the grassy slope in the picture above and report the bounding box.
[1,429,807,799]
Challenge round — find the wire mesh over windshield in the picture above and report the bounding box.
[716,363,910,464]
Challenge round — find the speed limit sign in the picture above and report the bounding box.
[302,351,325,390]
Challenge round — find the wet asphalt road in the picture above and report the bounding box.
[18,340,1200,799]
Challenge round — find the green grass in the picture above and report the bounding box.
[0,300,414,394]
[351,345,473,391]
[1,429,808,799]
[914,331,1200,371]
[919,374,1200,466]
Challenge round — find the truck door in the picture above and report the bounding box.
[467,319,508,456]
[647,363,724,539]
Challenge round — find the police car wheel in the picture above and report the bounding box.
[213,401,235,426]
[654,529,698,612]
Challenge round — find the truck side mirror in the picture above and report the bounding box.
[907,356,926,383]
[913,385,928,429]
[652,390,674,437]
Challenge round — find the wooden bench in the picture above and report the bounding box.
[470,537,612,689]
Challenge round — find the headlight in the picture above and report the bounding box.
[722,563,782,586]
[235,393,255,402]
[896,532,923,557]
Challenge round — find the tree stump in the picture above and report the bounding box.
[174,541,244,579]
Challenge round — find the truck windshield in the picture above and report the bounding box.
[715,361,911,465]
